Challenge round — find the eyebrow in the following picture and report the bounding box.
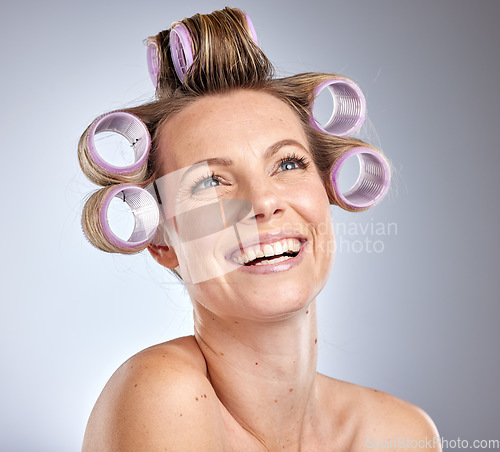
[264,139,309,159]
[190,139,308,170]
[177,139,309,185]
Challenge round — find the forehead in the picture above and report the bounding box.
[158,90,308,173]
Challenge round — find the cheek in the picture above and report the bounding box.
[292,178,331,229]
[313,208,335,268]
[293,181,335,267]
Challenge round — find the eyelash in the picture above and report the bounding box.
[191,172,222,194]
[277,153,310,172]
[190,153,311,193]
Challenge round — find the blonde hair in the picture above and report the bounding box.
[79,7,382,254]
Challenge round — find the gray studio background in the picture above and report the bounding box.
[1,0,499,450]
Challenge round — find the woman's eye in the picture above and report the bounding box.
[279,160,300,171]
[277,154,310,173]
[192,175,221,193]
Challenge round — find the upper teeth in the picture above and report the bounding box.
[232,239,301,265]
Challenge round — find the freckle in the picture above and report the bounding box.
[274,399,278,403]
[220,352,224,356]
[234,321,239,324]
[203,394,207,398]
[134,384,138,387]
[195,397,199,401]
[180,413,183,417]
[289,388,293,392]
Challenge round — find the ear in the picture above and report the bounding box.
[147,244,179,269]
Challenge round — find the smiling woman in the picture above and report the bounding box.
[79,7,439,451]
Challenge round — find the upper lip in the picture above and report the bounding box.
[225,230,307,260]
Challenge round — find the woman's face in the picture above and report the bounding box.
[155,90,335,320]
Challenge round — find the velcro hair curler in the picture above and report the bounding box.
[147,40,160,87]
[79,111,151,185]
[163,13,259,83]
[169,23,194,82]
[243,13,258,45]
[310,79,366,137]
[330,147,390,210]
[82,184,160,253]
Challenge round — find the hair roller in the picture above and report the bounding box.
[169,23,194,82]
[329,147,390,211]
[146,39,160,87]
[82,184,160,254]
[165,13,259,83]
[78,111,151,186]
[310,79,366,137]
[243,13,258,45]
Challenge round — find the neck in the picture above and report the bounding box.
[193,300,319,448]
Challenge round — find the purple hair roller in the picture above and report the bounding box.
[100,185,160,250]
[88,111,151,175]
[147,40,160,86]
[331,147,390,209]
[244,13,258,44]
[168,13,259,83]
[169,23,194,82]
[311,79,366,137]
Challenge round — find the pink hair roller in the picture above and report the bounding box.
[244,13,258,45]
[99,185,160,250]
[311,79,366,137]
[331,147,390,209]
[150,13,259,84]
[87,111,151,175]
[169,23,195,82]
[147,40,160,87]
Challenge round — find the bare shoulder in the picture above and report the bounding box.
[355,384,441,450]
[318,374,441,451]
[82,335,228,452]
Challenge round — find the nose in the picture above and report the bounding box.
[238,177,286,224]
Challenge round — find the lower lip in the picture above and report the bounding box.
[228,242,307,275]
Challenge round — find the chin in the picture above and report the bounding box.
[236,279,321,321]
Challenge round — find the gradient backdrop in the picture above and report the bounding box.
[1,0,499,450]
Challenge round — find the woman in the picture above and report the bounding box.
[80,7,440,451]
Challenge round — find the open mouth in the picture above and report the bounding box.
[229,238,302,267]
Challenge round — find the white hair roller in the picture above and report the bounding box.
[98,185,160,252]
[330,147,390,210]
[311,79,366,137]
[82,111,151,184]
